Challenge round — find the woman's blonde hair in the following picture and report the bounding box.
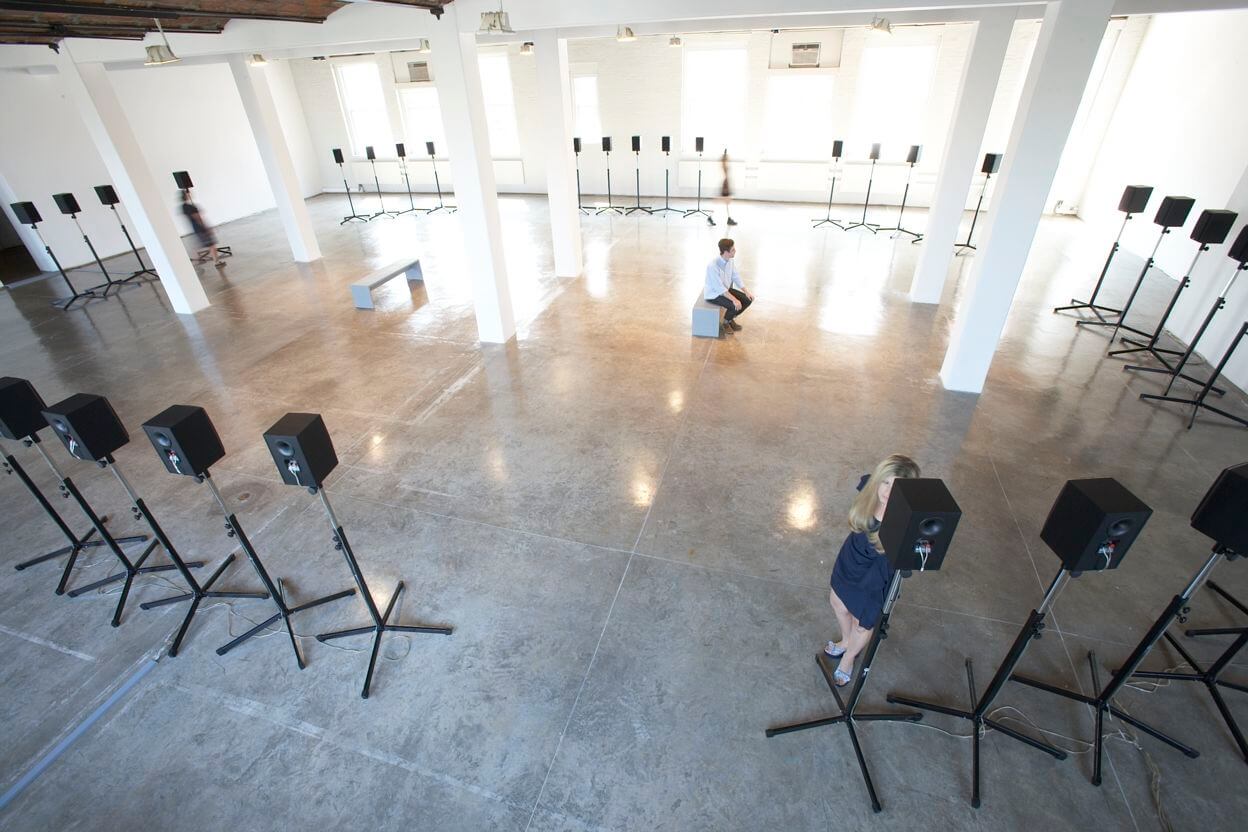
[849,454,921,553]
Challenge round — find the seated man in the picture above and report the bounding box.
[705,238,753,332]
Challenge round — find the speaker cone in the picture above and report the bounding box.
[52,419,68,433]
[155,433,172,447]
[919,518,944,537]
[1108,519,1134,537]
[276,441,295,457]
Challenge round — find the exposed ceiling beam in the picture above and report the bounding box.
[0,1,327,24]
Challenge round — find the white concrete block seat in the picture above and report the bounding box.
[692,295,725,337]
[350,258,424,309]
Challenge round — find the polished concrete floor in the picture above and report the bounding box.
[0,193,1245,832]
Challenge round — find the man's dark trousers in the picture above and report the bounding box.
[707,288,751,321]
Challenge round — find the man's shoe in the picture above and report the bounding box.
[727,319,743,332]
[707,216,716,226]
[727,217,738,226]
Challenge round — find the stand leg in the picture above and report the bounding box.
[844,161,880,233]
[339,168,369,224]
[1140,322,1248,429]
[1054,236,1125,320]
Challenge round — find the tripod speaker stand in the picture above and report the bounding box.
[54,192,121,298]
[9,202,99,310]
[878,145,923,241]
[1078,195,1195,340]
[424,142,456,213]
[94,185,158,284]
[766,478,962,812]
[365,146,398,220]
[332,149,369,224]
[1141,321,1248,429]
[625,136,652,215]
[1054,185,1151,322]
[955,153,1001,255]
[683,138,711,222]
[596,137,624,216]
[263,412,452,698]
[393,144,420,216]
[2,377,146,594]
[572,138,590,215]
[811,140,847,230]
[843,144,882,234]
[651,136,681,215]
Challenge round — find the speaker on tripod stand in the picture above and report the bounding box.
[364,146,397,220]
[572,138,590,215]
[878,145,923,241]
[9,201,98,310]
[652,136,681,215]
[53,192,121,297]
[811,140,847,230]
[683,137,711,222]
[393,143,419,216]
[596,137,623,215]
[333,148,368,224]
[1054,185,1152,321]
[94,185,158,283]
[625,135,652,215]
[843,143,882,233]
[424,141,456,213]
[955,153,1001,254]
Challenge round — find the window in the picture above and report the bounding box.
[681,47,748,155]
[333,61,394,158]
[477,51,521,158]
[571,74,602,144]
[848,45,937,153]
[761,73,836,160]
[398,86,447,154]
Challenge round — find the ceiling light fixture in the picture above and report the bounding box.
[414,38,430,53]
[519,41,534,56]
[479,3,514,35]
[143,18,180,66]
[669,35,682,47]
[870,16,893,35]
[249,53,267,67]
[616,26,636,43]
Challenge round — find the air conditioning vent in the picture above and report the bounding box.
[789,43,821,68]
[406,61,431,83]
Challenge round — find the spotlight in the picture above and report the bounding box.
[617,26,637,42]
[669,35,683,47]
[143,19,180,66]
[870,16,893,35]
[479,4,514,35]
[520,41,534,56]
[248,54,267,67]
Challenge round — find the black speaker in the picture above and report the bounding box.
[1191,463,1248,553]
[395,142,406,158]
[879,479,962,572]
[982,153,1002,174]
[42,394,129,462]
[365,146,376,161]
[869,143,881,161]
[832,140,843,159]
[602,137,612,153]
[332,148,345,165]
[906,145,921,165]
[10,202,41,225]
[173,171,193,190]
[1118,185,1152,214]
[1190,209,1238,245]
[426,141,436,156]
[0,376,48,441]
[1154,196,1195,228]
[263,413,338,489]
[94,185,119,206]
[142,405,225,478]
[1041,479,1151,572]
[1230,225,1248,263]
[53,193,81,215]
[661,136,670,153]
[573,137,582,154]
[695,136,704,153]
[631,136,641,153]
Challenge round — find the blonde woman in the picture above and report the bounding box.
[825,455,921,686]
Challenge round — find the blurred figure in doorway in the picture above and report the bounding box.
[181,189,223,268]
[708,148,737,228]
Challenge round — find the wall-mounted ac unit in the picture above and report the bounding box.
[405,60,431,83]
[789,43,821,68]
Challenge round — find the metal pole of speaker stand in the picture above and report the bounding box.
[395,158,419,216]
[69,212,121,297]
[955,172,991,255]
[1010,549,1227,786]
[652,150,681,215]
[1054,213,1131,321]
[1126,579,1248,762]
[89,462,267,656]
[338,162,368,224]
[597,150,624,215]
[812,158,847,230]
[29,223,99,310]
[1139,322,1248,430]
[1129,261,1245,396]
[1077,227,1170,339]
[574,150,590,215]
[888,567,1072,808]
[843,158,882,234]
[625,150,652,215]
[4,435,146,593]
[201,474,356,668]
[878,160,923,241]
[426,151,456,214]
[312,487,453,699]
[765,572,922,813]
[368,158,397,220]
[684,150,711,221]
[108,204,159,284]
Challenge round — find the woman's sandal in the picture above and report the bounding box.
[823,641,846,658]
[833,667,853,687]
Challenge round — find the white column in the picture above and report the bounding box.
[940,0,1114,394]
[909,8,1015,304]
[55,51,208,315]
[429,6,516,343]
[0,171,56,272]
[228,54,321,263]
[534,30,584,278]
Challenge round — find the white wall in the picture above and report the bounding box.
[1080,9,1248,389]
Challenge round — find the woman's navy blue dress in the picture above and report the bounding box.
[830,531,892,629]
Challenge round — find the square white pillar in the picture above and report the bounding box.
[534,31,584,278]
[228,54,322,263]
[940,0,1115,394]
[909,8,1015,304]
[429,6,516,344]
[55,50,208,315]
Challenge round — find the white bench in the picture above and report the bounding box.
[692,294,724,337]
[350,258,424,309]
